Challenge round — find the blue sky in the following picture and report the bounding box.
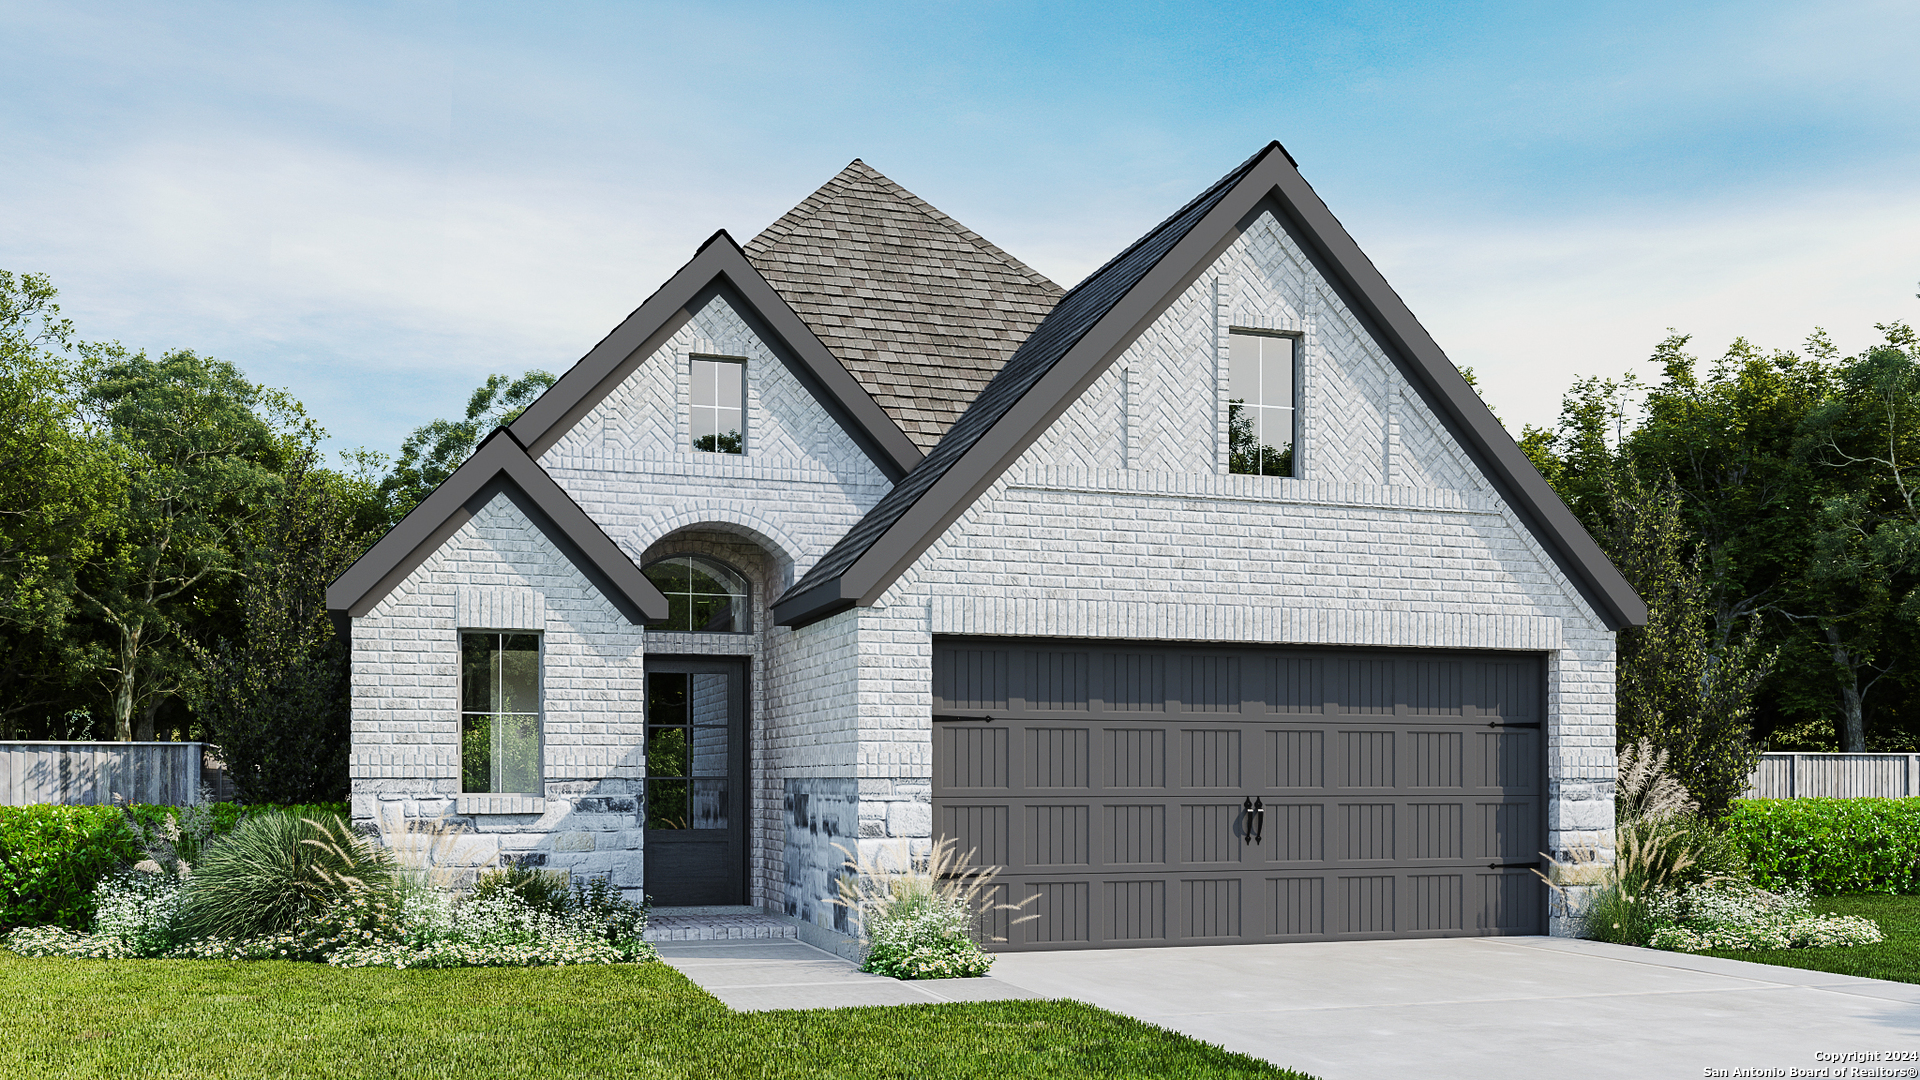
[5,0,1917,460]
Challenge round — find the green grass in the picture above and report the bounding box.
[1698,894,1920,983]
[0,952,1312,1080]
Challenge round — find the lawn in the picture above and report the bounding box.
[0,952,1312,1080]
[1699,894,1920,984]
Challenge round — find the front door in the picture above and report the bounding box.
[643,658,748,905]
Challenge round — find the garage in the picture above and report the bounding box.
[932,637,1547,950]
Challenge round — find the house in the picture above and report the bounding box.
[326,143,1645,949]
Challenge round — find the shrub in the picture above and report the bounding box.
[472,864,573,916]
[0,806,141,929]
[90,871,189,956]
[178,812,395,940]
[1645,883,1883,951]
[861,895,994,980]
[832,837,1033,980]
[1724,798,1920,895]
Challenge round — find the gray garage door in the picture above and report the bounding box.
[932,638,1546,950]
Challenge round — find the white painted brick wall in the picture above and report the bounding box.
[835,209,1617,936]
[349,493,648,891]
[352,289,894,909]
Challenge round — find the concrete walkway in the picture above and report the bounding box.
[654,939,1038,1011]
[989,936,1920,1080]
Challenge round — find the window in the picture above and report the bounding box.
[642,555,749,632]
[1227,330,1297,476]
[460,632,541,794]
[645,671,730,831]
[690,356,744,454]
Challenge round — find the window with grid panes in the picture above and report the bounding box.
[460,632,541,794]
[691,356,744,454]
[1227,330,1297,476]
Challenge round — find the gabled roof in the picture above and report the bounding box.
[771,142,1649,632]
[508,230,922,481]
[326,429,669,625]
[746,160,1064,452]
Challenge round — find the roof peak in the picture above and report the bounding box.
[743,159,1065,451]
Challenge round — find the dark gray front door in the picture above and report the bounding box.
[644,657,748,906]
[932,638,1546,950]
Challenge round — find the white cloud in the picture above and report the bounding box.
[1370,187,1920,431]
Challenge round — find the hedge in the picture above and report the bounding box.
[1725,798,1920,895]
[0,802,350,930]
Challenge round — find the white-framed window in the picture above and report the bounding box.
[690,355,745,454]
[641,554,750,633]
[460,631,542,794]
[1227,329,1298,476]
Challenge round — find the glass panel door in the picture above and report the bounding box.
[644,659,747,905]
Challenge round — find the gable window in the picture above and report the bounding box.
[1227,330,1297,476]
[460,632,541,794]
[642,555,749,632]
[691,356,745,454]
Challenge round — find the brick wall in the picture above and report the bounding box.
[349,493,648,893]
[351,289,893,909]
[832,210,1616,936]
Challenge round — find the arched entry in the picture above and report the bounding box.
[642,553,752,906]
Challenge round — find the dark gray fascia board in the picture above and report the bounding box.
[325,428,669,625]
[775,143,1647,631]
[1251,171,1648,630]
[507,230,923,482]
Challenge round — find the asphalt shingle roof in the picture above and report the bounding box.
[776,148,1268,612]
[745,160,1064,451]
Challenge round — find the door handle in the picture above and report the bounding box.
[1252,797,1265,846]
[1243,797,1256,844]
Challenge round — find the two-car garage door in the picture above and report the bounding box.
[931,638,1547,950]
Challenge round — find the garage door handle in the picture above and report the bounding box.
[1242,797,1265,845]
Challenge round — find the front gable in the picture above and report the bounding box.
[774,145,1645,632]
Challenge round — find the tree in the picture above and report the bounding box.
[374,370,554,525]
[196,449,366,802]
[1788,324,1920,750]
[0,272,122,738]
[1603,466,1774,815]
[75,348,312,740]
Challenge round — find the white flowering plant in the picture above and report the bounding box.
[1644,883,1883,952]
[860,899,994,980]
[3,813,657,970]
[831,837,1035,980]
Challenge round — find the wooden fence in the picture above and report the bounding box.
[1746,753,1920,799]
[0,741,206,807]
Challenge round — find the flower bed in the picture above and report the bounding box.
[1644,883,1884,952]
[2,810,656,971]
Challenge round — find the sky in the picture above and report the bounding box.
[4,0,1918,461]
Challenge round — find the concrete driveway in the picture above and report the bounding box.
[989,936,1920,1080]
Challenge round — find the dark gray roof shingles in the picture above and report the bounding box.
[745,160,1064,452]
[777,148,1269,612]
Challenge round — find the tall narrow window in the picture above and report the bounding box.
[460,632,541,793]
[1228,331,1296,476]
[691,356,745,454]
[642,555,750,633]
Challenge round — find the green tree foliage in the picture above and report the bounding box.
[1604,468,1773,815]
[195,451,368,803]
[374,370,554,525]
[75,348,314,741]
[1530,320,1920,756]
[0,273,123,738]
